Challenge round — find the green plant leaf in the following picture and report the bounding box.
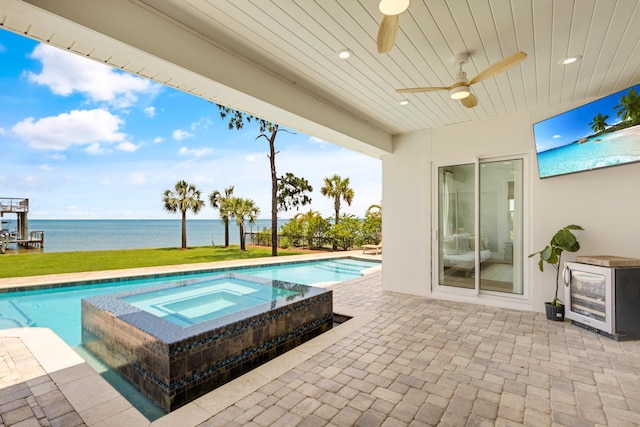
[564,224,585,231]
[551,228,577,249]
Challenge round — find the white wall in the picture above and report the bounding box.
[382,105,640,313]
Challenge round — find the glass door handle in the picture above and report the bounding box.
[562,265,571,287]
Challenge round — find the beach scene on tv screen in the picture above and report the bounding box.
[533,83,640,178]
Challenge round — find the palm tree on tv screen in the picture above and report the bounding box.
[163,180,205,249]
[589,113,609,134]
[614,88,640,124]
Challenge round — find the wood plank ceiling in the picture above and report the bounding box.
[3,0,640,138]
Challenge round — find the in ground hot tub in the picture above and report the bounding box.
[81,273,333,412]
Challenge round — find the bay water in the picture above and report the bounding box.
[11,219,289,253]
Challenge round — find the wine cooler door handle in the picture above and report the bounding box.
[562,265,571,287]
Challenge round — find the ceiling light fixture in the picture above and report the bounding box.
[337,49,352,59]
[398,99,410,106]
[450,85,470,100]
[558,55,581,65]
[379,0,410,15]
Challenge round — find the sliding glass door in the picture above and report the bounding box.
[436,158,523,295]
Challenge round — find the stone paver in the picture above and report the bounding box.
[2,266,640,426]
[0,337,87,427]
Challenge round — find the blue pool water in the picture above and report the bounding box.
[0,257,378,345]
[123,277,299,327]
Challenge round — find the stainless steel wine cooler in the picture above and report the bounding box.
[563,256,640,340]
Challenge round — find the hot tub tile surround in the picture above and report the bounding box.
[81,273,333,412]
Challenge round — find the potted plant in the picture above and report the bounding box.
[529,224,584,321]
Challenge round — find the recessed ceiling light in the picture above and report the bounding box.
[558,55,581,65]
[337,49,352,59]
[398,99,410,106]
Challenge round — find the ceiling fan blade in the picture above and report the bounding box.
[460,93,478,108]
[377,15,399,53]
[396,86,451,93]
[468,51,527,85]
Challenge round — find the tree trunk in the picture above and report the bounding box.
[239,222,246,251]
[269,128,278,256]
[332,199,340,250]
[224,219,229,247]
[181,211,187,249]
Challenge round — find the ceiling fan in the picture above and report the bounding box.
[396,51,528,108]
[376,0,409,53]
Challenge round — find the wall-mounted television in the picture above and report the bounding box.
[533,83,640,179]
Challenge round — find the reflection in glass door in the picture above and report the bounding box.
[479,159,523,294]
[437,159,523,295]
[437,163,476,289]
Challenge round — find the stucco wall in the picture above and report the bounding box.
[382,106,640,313]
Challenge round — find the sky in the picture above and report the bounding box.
[532,83,640,153]
[0,29,382,220]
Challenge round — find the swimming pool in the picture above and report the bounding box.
[0,257,378,345]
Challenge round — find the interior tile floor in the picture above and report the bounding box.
[2,259,640,426]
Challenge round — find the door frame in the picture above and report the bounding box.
[431,154,530,300]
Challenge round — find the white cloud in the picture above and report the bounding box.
[117,141,138,152]
[153,137,164,143]
[26,44,157,108]
[144,106,156,118]
[46,153,66,160]
[0,127,5,135]
[179,146,213,157]
[309,136,328,147]
[245,153,259,162]
[12,108,126,151]
[39,164,52,171]
[190,117,212,131]
[86,142,108,155]
[173,129,193,140]
[129,172,146,185]
[553,134,562,139]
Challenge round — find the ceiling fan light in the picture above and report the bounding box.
[379,0,410,15]
[450,85,470,100]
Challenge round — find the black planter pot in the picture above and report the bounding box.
[545,302,565,321]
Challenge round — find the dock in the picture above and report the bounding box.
[0,198,44,253]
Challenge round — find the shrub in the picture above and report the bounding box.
[327,214,361,250]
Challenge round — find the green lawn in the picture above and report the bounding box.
[0,246,312,278]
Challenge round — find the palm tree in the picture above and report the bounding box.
[321,174,355,225]
[589,113,609,134]
[228,197,260,251]
[209,185,234,246]
[366,203,382,218]
[614,88,640,124]
[162,180,204,249]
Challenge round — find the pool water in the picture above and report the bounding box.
[0,257,378,345]
[122,278,299,326]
